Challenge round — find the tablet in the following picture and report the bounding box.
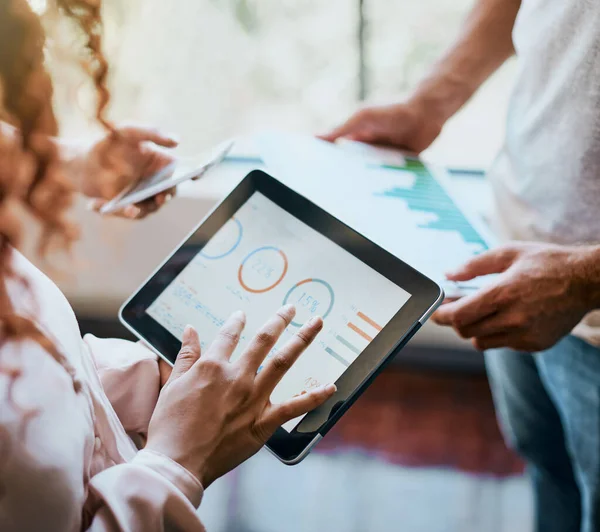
[120,170,443,464]
[100,139,234,214]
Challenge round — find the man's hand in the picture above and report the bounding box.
[320,0,520,152]
[319,99,444,153]
[432,243,600,352]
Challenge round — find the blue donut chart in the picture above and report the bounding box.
[200,218,243,260]
[283,278,335,327]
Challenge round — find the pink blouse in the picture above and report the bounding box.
[0,250,207,531]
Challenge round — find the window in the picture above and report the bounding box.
[50,0,515,170]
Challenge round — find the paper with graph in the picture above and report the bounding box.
[257,132,496,289]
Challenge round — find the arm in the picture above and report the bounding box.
[412,0,522,124]
[0,340,205,532]
[86,450,206,531]
[576,246,600,309]
[3,447,207,531]
[432,243,600,351]
[322,0,522,151]
[56,125,179,219]
[0,119,178,220]
[84,335,161,435]
[2,308,337,531]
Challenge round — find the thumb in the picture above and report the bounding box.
[318,123,353,143]
[446,246,520,281]
[318,111,373,143]
[170,325,201,381]
[117,125,179,148]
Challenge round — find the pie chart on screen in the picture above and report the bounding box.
[200,217,243,260]
[238,246,289,294]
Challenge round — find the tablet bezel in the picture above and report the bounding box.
[120,170,443,464]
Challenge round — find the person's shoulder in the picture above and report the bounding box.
[8,248,67,307]
[1,332,78,395]
[84,334,158,370]
[0,339,88,530]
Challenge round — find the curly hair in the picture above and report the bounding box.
[0,0,113,443]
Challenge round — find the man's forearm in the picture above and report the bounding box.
[411,0,521,123]
[574,245,600,310]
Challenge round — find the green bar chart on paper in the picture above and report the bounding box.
[375,159,489,252]
[258,132,494,283]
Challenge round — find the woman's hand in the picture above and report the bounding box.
[67,125,179,219]
[158,359,172,388]
[146,305,336,488]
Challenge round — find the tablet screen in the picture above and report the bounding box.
[147,191,411,431]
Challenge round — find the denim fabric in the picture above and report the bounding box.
[486,336,600,532]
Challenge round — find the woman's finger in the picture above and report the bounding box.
[169,325,201,382]
[88,198,105,213]
[125,185,177,218]
[205,310,246,360]
[239,305,296,373]
[130,195,165,218]
[141,152,177,178]
[260,383,337,432]
[255,315,323,394]
[153,187,177,207]
[158,359,173,388]
[87,198,140,219]
[118,125,179,148]
[91,189,176,220]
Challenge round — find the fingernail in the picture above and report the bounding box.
[126,205,141,218]
[86,199,97,211]
[324,383,337,394]
[282,304,296,315]
[309,315,323,326]
[183,324,193,342]
[233,310,246,323]
[165,193,173,202]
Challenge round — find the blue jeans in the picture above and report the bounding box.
[486,336,600,532]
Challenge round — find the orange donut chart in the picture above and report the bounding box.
[238,246,289,294]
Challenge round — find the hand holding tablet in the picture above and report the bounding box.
[122,170,443,463]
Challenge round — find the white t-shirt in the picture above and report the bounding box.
[488,0,600,346]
